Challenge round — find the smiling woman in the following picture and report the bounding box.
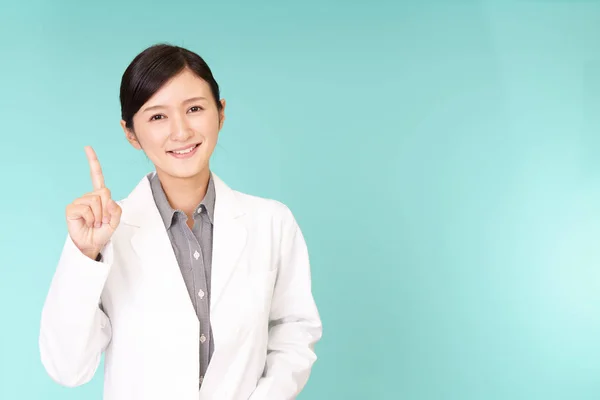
[38,44,322,400]
[119,45,226,186]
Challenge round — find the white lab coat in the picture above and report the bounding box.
[39,172,322,400]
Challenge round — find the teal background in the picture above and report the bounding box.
[0,1,599,399]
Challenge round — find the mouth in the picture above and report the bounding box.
[167,143,201,159]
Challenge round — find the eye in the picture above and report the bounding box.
[188,106,203,113]
[150,114,165,121]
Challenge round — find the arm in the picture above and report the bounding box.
[249,208,323,400]
[39,234,114,387]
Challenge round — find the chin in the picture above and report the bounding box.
[162,164,208,180]
[153,151,211,180]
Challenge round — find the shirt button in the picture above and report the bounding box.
[199,376,204,384]
[197,205,203,214]
[198,289,205,299]
[193,250,200,260]
[200,334,206,343]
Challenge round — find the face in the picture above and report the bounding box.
[121,68,226,180]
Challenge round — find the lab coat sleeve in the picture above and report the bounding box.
[39,234,114,388]
[249,208,323,400]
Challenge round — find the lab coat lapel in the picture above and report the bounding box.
[120,172,248,316]
[121,173,195,317]
[210,174,247,314]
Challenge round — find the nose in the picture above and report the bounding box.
[169,113,193,142]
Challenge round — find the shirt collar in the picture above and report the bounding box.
[149,172,216,230]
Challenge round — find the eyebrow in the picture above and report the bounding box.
[142,96,209,113]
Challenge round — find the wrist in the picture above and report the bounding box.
[82,248,102,261]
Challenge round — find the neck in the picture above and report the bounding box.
[156,167,210,217]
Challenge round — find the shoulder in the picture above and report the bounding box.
[231,189,306,253]
[232,189,297,226]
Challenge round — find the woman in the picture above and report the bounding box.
[39,44,322,400]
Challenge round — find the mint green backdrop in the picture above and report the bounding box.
[0,1,599,399]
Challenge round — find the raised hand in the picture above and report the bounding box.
[65,146,122,260]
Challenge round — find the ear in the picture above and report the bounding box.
[120,120,142,150]
[218,99,226,130]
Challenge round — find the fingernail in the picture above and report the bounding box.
[102,216,110,224]
[95,222,102,228]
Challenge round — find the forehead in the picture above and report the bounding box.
[145,68,211,105]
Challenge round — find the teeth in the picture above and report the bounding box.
[172,145,197,154]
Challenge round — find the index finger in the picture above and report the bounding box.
[84,146,106,190]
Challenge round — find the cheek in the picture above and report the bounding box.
[190,114,220,138]
[136,125,170,151]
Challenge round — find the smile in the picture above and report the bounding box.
[167,143,201,159]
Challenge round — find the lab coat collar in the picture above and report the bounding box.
[120,171,248,314]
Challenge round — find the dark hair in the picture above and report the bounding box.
[119,43,222,129]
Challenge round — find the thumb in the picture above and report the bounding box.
[107,199,122,229]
